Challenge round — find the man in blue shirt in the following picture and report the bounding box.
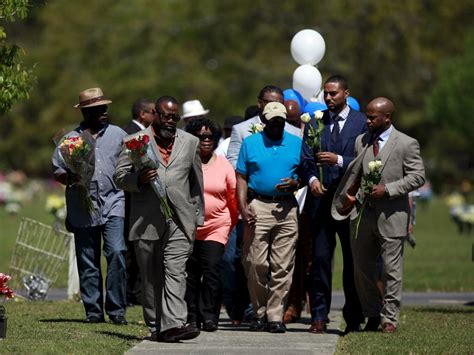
[52,88,128,325]
[236,102,302,334]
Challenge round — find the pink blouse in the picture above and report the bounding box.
[196,155,238,245]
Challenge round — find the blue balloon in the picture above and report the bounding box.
[347,96,360,111]
[283,89,305,108]
[303,101,327,116]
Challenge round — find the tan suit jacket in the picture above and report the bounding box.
[332,126,425,237]
[114,126,204,242]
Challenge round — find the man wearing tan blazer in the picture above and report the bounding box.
[332,97,425,333]
[114,96,204,342]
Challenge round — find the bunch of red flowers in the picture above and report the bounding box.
[125,134,150,158]
[0,273,14,300]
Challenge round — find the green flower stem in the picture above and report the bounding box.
[319,166,324,186]
[353,198,368,239]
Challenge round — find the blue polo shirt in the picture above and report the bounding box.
[236,131,302,196]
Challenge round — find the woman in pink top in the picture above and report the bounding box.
[184,118,238,332]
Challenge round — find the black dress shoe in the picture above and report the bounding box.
[202,320,218,332]
[249,318,266,331]
[109,315,128,325]
[84,315,105,323]
[267,321,286,333]
[158,325,200,343]
[364,316,381,332]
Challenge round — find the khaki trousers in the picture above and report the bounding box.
[350,207,405,326]
[243,198,298,322]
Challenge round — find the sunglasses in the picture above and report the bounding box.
[156,110,181,122]
[196,134,214,142]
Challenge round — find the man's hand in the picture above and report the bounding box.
[56,172,80,186]
[316,152,338,166]
[310,179,326,197]
[139,168,157,185]
[275,178,299,193]
[338,192,357,215]
[241,205,256,228]
[370,184,386,199]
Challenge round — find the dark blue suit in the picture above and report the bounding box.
[301,108,367,326]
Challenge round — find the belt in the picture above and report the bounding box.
[253,193,295,202]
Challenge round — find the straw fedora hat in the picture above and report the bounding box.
[181,100,209,119]
[74,87,112,109]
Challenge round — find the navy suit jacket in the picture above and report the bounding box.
[301,108,367,215]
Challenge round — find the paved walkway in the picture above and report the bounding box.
[126,311,342,355]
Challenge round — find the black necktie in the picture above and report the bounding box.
[330,116,340,149]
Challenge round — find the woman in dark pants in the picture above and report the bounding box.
[185,118,238,331]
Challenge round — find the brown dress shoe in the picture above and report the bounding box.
[382,323,396,333]
[309,320,327,334]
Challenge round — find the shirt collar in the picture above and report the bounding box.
[132,120,146,130]
[378,125,393,142]
[78,122,108,137]
[329,105,350,121]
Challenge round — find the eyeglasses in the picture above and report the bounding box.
[196,134,214,141]
[157,110,180,122]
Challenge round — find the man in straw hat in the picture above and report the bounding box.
[52,87,128,325]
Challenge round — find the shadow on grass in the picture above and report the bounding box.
[411,306,474,314]
[98,330,142,341]
[39,318,86,323]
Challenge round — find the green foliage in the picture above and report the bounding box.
[0,0,34,114]
[0,0,473,177]
[426,31,474,187]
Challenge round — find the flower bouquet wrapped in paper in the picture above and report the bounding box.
[125,134,173,221]
[58,131,95,212]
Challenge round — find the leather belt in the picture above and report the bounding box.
[253,193,294,202]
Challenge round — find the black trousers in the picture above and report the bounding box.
[185,240,225,324]
[309,186,364,326]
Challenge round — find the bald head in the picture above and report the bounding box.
[365,97,394,134]
[367,97,395,116]
[284,100,301,127]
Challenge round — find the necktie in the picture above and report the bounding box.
[373,136,380,156]
[330,116,340,149]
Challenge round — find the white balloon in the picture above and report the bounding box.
[316,88,325,103]
[291,29,326,65]
[293,65,322,101]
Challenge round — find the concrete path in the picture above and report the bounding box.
[126,310,343,355]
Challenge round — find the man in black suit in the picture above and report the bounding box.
[122,98,156,306]
[300,75,366,334]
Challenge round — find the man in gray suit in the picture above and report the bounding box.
[114,96,204,342]
[226,85,301,168]
[332,97,425,333]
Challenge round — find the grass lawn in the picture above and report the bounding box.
[333,197,474,291]
[0,299,146,354]
[336,305,474,354]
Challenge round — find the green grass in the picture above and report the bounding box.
[333,197,474,291]
[336,306,474,354]
[0,299,146,354]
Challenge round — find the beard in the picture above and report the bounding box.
[159,125,176,139]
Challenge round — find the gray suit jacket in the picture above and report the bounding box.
[226,115,301,168]
[114,126,204,242]
[332,126,425,238]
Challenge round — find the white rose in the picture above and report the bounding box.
[374,160,382,170]
[300,113,311,123]
[368,161,376,171]
[314,110,324,120]
[255,123,264,132]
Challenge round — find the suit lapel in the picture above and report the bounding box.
[146,126,165,167]
[167,129,185,166]
[340,109,359,152]
[379,127,398,172]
